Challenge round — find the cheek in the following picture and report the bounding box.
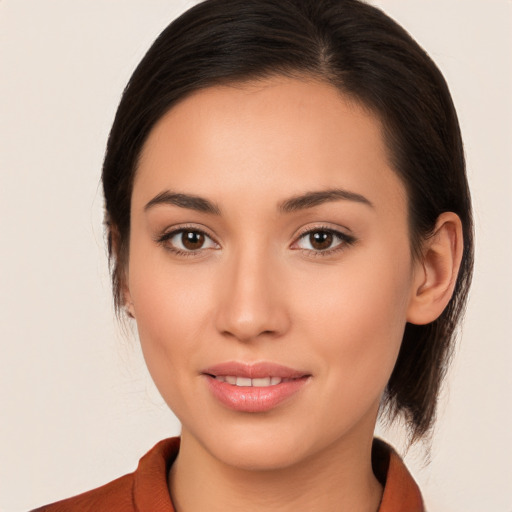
[126,245,216,393]
[133,270,210,340]
[293,248,413,396]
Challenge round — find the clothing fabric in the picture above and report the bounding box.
[33,437,424,511]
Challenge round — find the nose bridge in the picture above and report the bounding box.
[215,240,288,342]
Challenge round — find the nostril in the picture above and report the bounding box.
[214,271,291,342]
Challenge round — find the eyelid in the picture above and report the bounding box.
[290,224,356,254]
[155,224,221,255]
[154,223,355,257]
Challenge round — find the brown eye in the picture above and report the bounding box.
[182,231,205,250]
[309,231,333,250]
[293,228,354,254]
[162,228,218,254]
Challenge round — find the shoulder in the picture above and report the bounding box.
[31,438,180,512]
[373,438,425,512]
[31,473,135,512]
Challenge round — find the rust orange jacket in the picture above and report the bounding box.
[33,437,424,511]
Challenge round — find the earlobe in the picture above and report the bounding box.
[124,296,135,318]
[109,223,135,319]
[122,281,135,319]
[407,212,463,325]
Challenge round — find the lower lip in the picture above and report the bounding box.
[204,375,310,413]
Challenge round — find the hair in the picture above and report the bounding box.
[102,0,473,442]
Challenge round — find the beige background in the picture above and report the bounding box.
[1,1,511,510]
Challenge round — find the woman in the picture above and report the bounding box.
[33,0,473,510]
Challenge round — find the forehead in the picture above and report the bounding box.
[134,76,406,217]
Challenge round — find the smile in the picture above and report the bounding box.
[202,362,311,413]
[212,376,293,387]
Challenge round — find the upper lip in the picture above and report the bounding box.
[202,361,310,379]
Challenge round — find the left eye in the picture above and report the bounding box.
[294,229,348,252]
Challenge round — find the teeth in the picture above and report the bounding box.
[252,377,271,387]
[236,377,252,387]
[215,376,285,387]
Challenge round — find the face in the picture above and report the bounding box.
[126,76,420,470]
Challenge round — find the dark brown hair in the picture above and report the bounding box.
[102,0,473,441]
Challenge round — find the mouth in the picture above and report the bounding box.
[202,362,311,413]
[209,375,295,387]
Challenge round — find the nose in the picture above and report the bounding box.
[214,247,290,343]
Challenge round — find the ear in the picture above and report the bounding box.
[123,284,135,319]
[119,261,135,319]
[407,212,464,325]
[109,222,135,319]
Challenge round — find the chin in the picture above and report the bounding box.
[184,418,340,473]
[214,434,310,471]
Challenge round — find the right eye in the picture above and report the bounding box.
[158,228,219,255]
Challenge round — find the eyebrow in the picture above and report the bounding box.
[144,191,221,215]
[144,187,373,215]
[278,188,374,213]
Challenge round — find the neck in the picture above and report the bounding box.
[168,429,383,512]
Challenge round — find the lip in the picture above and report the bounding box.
[202,361,311,413]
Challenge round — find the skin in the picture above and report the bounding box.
[124,76,462,512]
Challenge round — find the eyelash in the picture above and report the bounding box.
[156,225,218,258]
[156,225,356,258]
[292,226,356,257]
